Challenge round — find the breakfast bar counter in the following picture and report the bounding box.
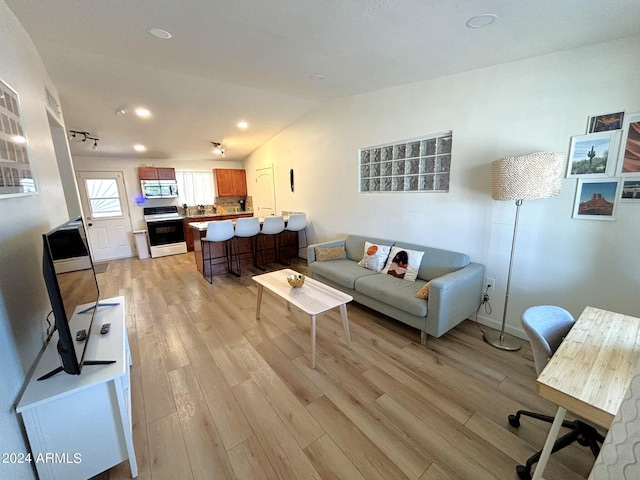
[189,217,299,278]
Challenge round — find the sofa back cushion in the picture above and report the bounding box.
[394,241,470,281]
[345,235,394,262]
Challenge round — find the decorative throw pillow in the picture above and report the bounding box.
[415,281,431,299]
[382,246,424,282]
[358,242,391,272]
[315,245,347,262]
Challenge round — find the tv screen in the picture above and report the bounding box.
[40,218,100,380]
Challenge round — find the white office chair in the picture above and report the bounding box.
[281,213,307,264]
[232,217,261,276]
[510,305,605,480]
[258,216,285,270]
[201,220,234,282]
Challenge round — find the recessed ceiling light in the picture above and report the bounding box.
[135,107,151,118]
[134,144,146,152]
[146,27,172,39]
[237,121,248,129]
[466,14,497,28]
[308,74,325,81]
[115,107,126,115]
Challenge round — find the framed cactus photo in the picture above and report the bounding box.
[566,130,621,178]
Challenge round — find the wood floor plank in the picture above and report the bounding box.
[306,395,409,479]
[147,412,193,480]
[185,342,254,451]
[138,334,176,424]
[227,436,279,480]
[295,357,430,479]
[168,365,236,479]
[233,342,325,448]
[304,434,367,480]
[231,379,323,479]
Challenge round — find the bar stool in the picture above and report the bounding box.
[258,216,285,269]
[201,220,235,283]
[281,213,307,264]
[231,217,260,276]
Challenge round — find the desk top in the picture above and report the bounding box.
[537,306,640,429]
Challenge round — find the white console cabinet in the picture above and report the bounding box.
[16,296,138,480]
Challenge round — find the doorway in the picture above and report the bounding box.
[75,171,134,261]
[255,165,276,217]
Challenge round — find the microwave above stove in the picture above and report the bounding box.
[141,180,179,199]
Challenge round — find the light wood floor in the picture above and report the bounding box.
[93,252,595,480]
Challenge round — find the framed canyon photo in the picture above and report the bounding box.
[566,131,620,178]
[617,112,640,175]
[572,178,620,220]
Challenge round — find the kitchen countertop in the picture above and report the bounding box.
[188,215,290,231]
[182,210,253,219]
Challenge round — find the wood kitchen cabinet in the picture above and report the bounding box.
[138,167,176,180]
[215,169,247,197]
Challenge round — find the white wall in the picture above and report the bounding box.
[244,36,640,338]
[72,157,242,230]
[0,2,71,478]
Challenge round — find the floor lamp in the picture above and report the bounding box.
[485,152,565,351]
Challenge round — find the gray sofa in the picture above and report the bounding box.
[307,234,485,343]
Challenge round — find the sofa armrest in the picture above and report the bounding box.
[426,262,485,337]
[307,239,347,265]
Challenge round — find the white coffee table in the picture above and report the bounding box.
[252,269,353,368]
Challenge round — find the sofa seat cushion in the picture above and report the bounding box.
[309,259,377,289]
[355,273,428,317]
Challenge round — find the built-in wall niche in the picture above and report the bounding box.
[359,131,453,193]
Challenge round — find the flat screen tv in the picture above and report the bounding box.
[40,217,102,380]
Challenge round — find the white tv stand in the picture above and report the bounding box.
[16,296,138,480]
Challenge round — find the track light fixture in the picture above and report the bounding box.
[69,130,99,149]
[211,142,225,157]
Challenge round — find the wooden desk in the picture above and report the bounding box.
[532,306,640,479]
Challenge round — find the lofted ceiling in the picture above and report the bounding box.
[6,0,640,162]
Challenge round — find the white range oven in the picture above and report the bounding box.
[143,206,187,258]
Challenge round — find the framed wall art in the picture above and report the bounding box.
[572,178,620,220]
[587,111,624,133]
[620,177,640,202]
[566,131,620,178]
[0,79,36,197]
[617,112,640,175]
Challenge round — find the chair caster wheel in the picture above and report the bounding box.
[508,414,520,428]
[516,465,532,480]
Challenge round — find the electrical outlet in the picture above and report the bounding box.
[485,277,495,291]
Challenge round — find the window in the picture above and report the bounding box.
[359,132,453,193]
[176,171,215,206]
[86,179,123,218]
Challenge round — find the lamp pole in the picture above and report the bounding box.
[484,199,522,351]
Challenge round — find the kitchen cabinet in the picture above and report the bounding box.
[215,168,247,197]
[183,213,253,252]
[138,167,176,180]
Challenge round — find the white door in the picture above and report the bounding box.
[255,165,276,217]
[76,171,134,261]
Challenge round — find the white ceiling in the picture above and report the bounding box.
[6,0,640,162]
